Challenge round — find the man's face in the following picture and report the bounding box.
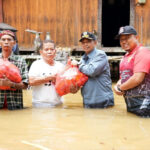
[119,34,138,51]
[40,42,56,61]
[81,39,96,54]
[0,35,15,52]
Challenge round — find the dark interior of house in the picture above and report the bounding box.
[102,0,130,47]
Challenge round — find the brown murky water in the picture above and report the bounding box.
[0,85,150,150]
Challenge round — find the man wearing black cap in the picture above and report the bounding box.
[114,25,150,117]
[75,31,114,108]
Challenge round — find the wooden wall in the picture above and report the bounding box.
[2,0,150,48]
[135,0,150,46]
[2,0,98,49]
[0,0,3,22]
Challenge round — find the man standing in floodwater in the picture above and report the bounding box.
[29,40,64,108]
[114,25,150,117]
[71,32,114,108]
[0,30,28,110]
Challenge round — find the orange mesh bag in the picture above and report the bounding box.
[55,59,88,96]
[0,59,22,90]
[0,59,6,78]
[0,59,9,90]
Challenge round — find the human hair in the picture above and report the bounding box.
[40,40,55,50]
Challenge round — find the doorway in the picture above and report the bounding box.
[102,0,130,47]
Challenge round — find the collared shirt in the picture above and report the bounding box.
[120,45,150,115]
[79,48,114,108]
[0,53,28,110]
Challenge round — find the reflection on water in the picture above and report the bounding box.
[0,86,150,150]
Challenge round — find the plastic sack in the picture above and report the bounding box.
[0,59,22,90]
[55,59,88,96]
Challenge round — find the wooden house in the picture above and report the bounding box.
[0,0,149,53]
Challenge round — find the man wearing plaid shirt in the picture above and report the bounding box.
[0,30,28,110]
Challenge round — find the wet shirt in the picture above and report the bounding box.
[120,45,150,97]
[79,48,114,108]
[0,53,28,110]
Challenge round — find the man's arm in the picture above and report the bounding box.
[79,53,108,77]
[119,72,145,91]
[18,57,29,89]
[0,78,27,89]
[114,79,124,96]
[29,75,56,86]
[28,59,57,86]
[0,57,29,90]
[11,82,27,89]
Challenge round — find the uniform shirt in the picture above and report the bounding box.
[120,44,150,97]
[79,48,114,108]
[29,59,64,107]
[0,53,28,110]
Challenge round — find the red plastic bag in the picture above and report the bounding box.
[0,59,22,90]
[55,59,88,96]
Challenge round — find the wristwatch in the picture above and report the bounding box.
[117,85,123,92]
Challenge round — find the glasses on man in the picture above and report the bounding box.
[120,35,133,42]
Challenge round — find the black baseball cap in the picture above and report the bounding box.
[115,25,137,39]
[79,31,96,42]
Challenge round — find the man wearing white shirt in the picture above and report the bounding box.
[29,40,64,108]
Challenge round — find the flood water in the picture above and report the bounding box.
[0,85,150,150]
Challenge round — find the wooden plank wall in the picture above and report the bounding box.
[3,0,98,48]
[0,0,3,22]
[135,0,150,46]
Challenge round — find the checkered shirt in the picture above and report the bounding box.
[0,53,28,110]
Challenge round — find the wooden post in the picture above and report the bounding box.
[130,0,135,26]
[97,0,102,47]
[0,0,3,22]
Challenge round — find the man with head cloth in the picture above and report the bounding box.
[0,30,28,110]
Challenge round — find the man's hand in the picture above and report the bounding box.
[29,74,57,86]
[114,84,124,96]
[44,74,56,83]
[0,76,28,90]
[0,77,13,87]
[70,83,80,94]
[71,59,78,66]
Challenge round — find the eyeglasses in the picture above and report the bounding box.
[120,35,133,42]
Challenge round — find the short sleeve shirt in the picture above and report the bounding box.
[29,59,64,106]
[120,45,150,96]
